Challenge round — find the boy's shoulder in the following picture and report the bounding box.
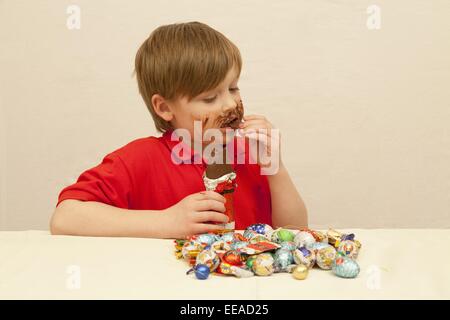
[108,134,169,162]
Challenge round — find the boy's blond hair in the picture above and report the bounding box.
[134,21,242,133]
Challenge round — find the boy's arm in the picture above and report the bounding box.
[50,200,170,238]
[267,162,308,228]
[50,191,229,239]
[239,114,308,229]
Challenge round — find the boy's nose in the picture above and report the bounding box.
[222,96,238,113]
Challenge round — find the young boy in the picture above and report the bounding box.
[50,21,308,239]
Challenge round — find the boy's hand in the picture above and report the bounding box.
[239,114,282,173]
[164,191,228,239]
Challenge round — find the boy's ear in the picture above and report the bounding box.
[151,94,174,122]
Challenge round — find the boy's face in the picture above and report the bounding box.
[168,66,244,146]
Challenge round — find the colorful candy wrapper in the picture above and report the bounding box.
[271,228,295,243]
[245,255,258,270]
[195,247,220,272]
[252,253,275,276]
[211,239,232,253]
[306,241,330,253]
[238,241,280,255]
[203,171,237,231]
[174,239,187,259]
[294,231,316,248]
[243,229,260,240]
[300,228,328,243]
[192,233,219,246]
[337,240,360,260]
[291,264,309,280]
[293,246,316,269]
[230,241,249,251]
[248,235,270,244]
[181,241,205,263]
[327,228,356,247]
[175,225,362,280]
[221,250,244,267]
[274,248,294,272]
[315,244,337,270]
[215,262,254,278]
[246,223,273,238]
[332,256,360,278]
[279,241,297,251]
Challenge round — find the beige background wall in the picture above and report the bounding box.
[0,0,449,231]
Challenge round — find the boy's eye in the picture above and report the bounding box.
[229,87,240,92]
[203,95,217,103]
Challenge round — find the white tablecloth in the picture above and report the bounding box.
[1,229,449,299]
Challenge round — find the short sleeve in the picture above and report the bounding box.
[56,152,132,209]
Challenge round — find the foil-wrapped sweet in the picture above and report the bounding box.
[252,253,275,276]
[294,231,316,248]
[293,246,316,269]
[332,256,360,278]
[315,244,337,270]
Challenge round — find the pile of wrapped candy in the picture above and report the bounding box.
[174,224,362,280]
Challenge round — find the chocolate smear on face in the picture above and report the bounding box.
[217,99,244,129]
[205,100,244,179]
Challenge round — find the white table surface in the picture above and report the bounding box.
[1,229,449,299]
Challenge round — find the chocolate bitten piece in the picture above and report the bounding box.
[205,146,234,179]
[206,163,233,179]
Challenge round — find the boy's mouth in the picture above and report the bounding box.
[220,115,241,129]
[218,99,245,130]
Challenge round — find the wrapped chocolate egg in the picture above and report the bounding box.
[230,241,249,251]
[306,241,330,253]
[294,231,316,248]
[248,235,270,244]
[246,223,273,237]
[195,248,220,272]
[291,264,309,280]
[271,228,295,244]
[216,262,233,275]
[216,262,254,278]
[221,250,244,266]
[332,256,360,278]
[315,244,337,270]
[252,253,275,276]
[243,229,259,240]
[193,233,219,246]
[273,249,294,272]
[181,241,205,260]
[279,241,296,251]
[245,255,258,270]
[336,240,360,260]
[293,246,316,269]
[194,264,210,280]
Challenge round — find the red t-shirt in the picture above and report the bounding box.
[56,130,272,229]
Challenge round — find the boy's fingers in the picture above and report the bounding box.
[197,190,226,203]
[194,211,229,223]
[195,199,226,213]
[243,115,265,121]
[240,119,266,127]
